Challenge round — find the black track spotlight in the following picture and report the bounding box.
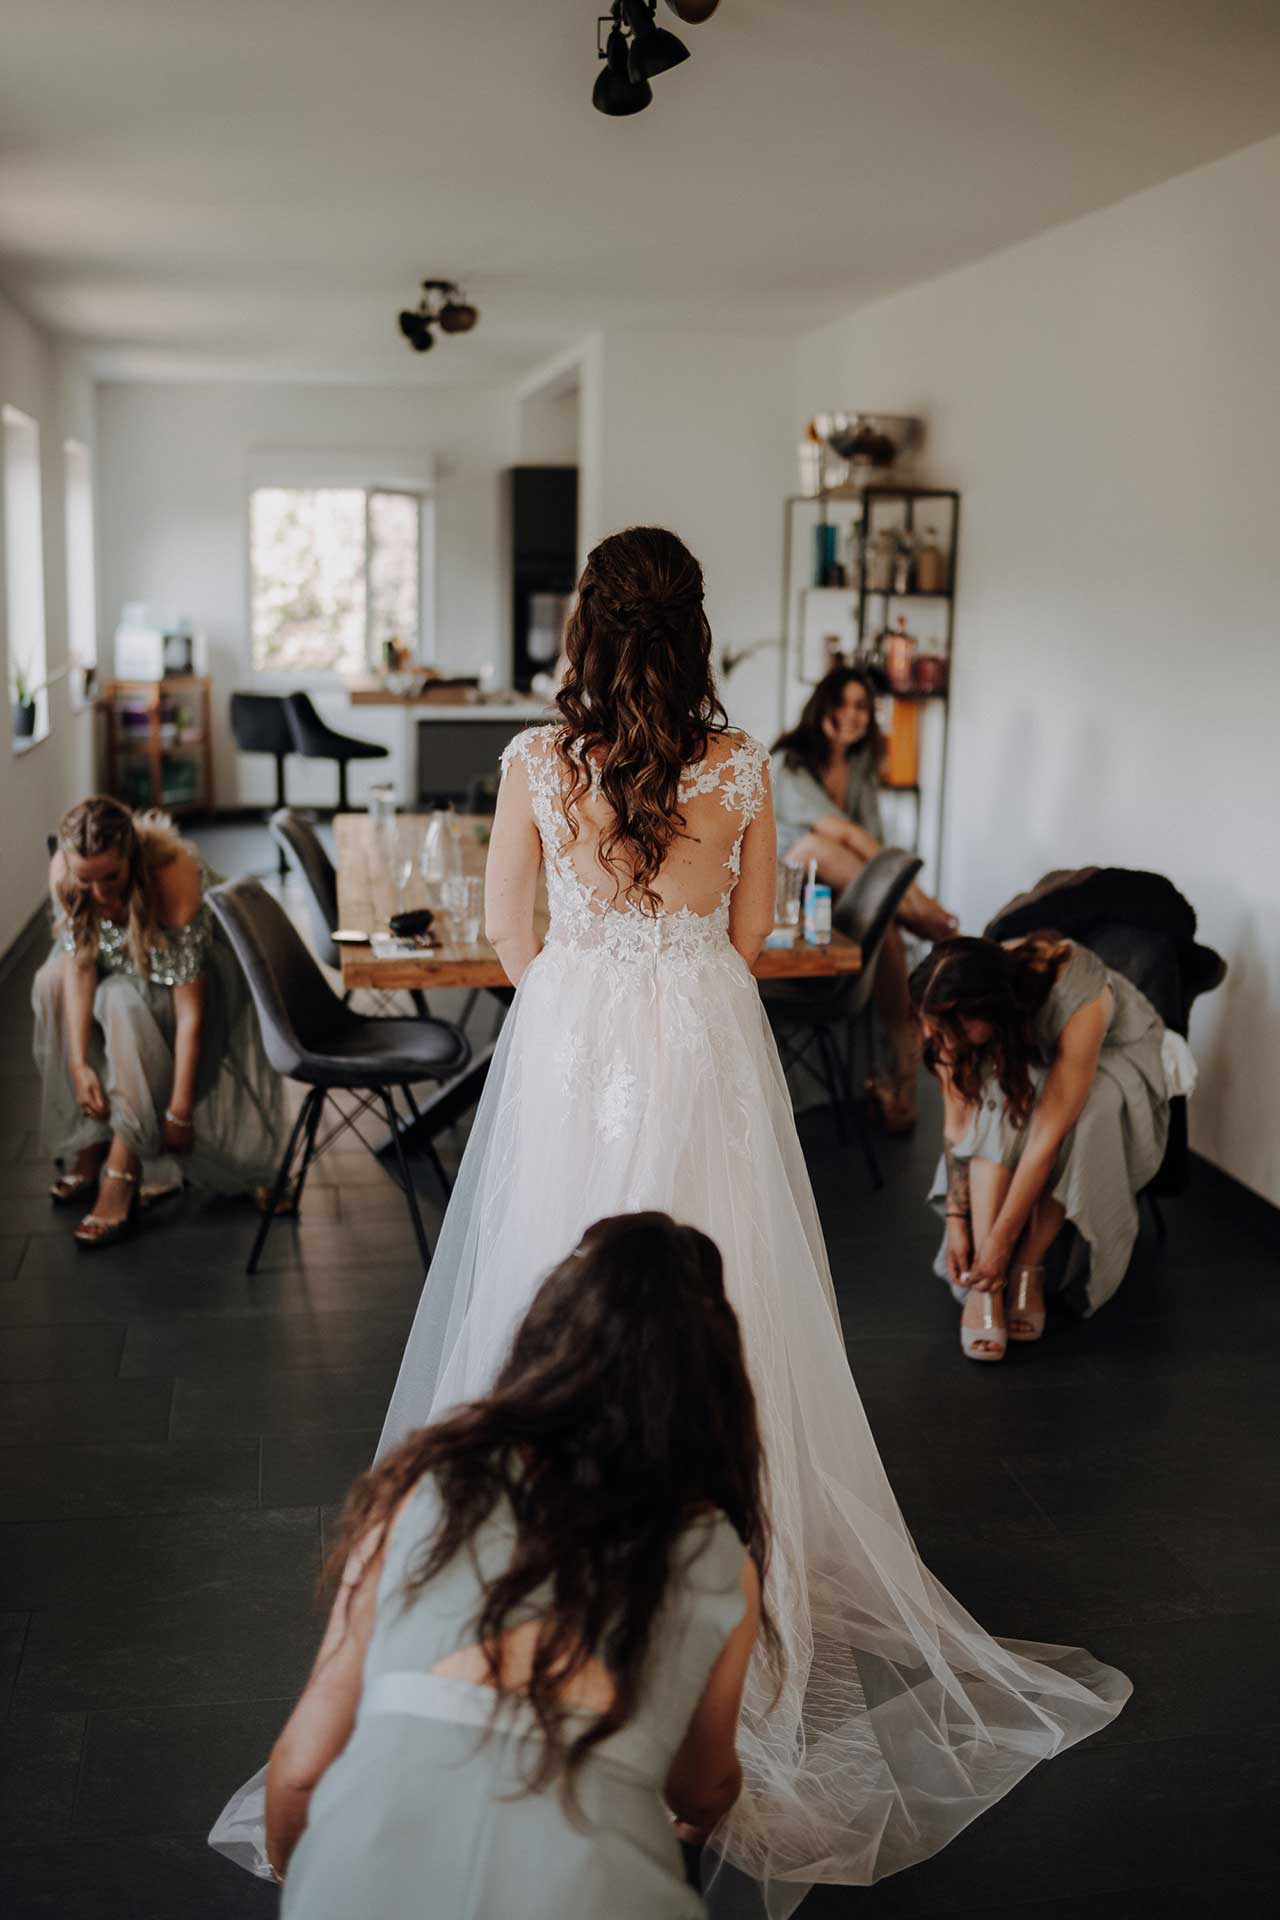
[593,9,653,116]
[623,0,689,82]
[398,309,434,352]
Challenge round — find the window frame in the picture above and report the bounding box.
[63,437,98,713]
[246,479,435,686]
[3,403,50,756]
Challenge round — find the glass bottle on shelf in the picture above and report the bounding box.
[885,615,916,693]
[893,533,915,595]
[867,527,897,593]
[915,527,947,594]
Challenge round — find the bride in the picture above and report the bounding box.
[213,527,1128,1915]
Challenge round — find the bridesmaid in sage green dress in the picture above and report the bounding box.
[264,1215,768,1920]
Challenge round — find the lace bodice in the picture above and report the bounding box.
[500,724,769,971]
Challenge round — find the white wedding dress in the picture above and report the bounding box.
[211,725,1129,1915]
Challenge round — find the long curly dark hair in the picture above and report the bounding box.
[554,527,727,912]
[327,1212,778,1803]
[909,934,1072,1127]
[771,666,882,782]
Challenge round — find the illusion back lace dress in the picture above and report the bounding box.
[212,723,1128,1916]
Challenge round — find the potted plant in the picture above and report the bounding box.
[11,657,69,740]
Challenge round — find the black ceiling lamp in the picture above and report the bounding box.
[623,0,689,81]
[593,8,653,116]
[664,1,720,19]
[397,278,480,354]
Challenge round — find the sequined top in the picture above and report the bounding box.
[60,858,221,988]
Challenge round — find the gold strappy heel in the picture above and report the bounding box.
[74,1167,141,1250]
[1008,1265,1046,1341]
[959,1285,1007,1362]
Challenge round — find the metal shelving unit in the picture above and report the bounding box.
[779,484,960,891]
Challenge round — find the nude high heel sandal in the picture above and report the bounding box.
[74,1167,140,1250]
[1008,1265,1046,1342]
[959,1286,1007,1363]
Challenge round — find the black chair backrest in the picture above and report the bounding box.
[283,691,329,756]
[207,878,344,1079]
[833,848,924,1016]
[269,809,340,970]
[230,691,292,758]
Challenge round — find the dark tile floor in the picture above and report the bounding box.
[1,824,1277,1918]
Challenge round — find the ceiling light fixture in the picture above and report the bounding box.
[397,279,480,354]
[594,0,717,117]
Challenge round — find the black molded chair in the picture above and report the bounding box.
[283,692,389,812]
[268,808,430,1019]
[207,878,469,1273]
[230,693,294,877]
[763,849,922,1189]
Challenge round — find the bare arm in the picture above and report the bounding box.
[265,1516,398,1881]
[49,853,109,1118]
[728,764,777,968]
[976,991,1112,1278]
[484,744,543,985]
[664,1554,761,1840]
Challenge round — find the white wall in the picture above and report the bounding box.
[0,289,98,957]
[587,330,794,745]
[796,133,1280,1204]
[516,386,578,466]
[95,381,516,806]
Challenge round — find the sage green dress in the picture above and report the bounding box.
[31,857,283,1194]
[770,747,883,863]
[281,1482,748,1920]
[929,942,1170,1314]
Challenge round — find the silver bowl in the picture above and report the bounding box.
[812,413,924,468]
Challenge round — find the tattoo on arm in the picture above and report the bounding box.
[945,1148,970,1219]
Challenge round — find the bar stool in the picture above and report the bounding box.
[230,693,294,877]
[283,692,389,812]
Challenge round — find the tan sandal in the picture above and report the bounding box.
[1008,1265,1047,1342]
[960,1285,1007,1362]
[50,1147,110,1206]
[74,1167,141,1250]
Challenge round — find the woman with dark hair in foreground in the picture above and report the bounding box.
[266,1215,771,1918]
[911,934,1172,1360]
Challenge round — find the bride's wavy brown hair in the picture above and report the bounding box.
[555,526,727,911]
[54,796,189,975]
[328,1212,779,1806]
[910,933,1072,1128]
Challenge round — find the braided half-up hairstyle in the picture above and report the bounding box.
[55,796,188,975]
[909,933,1072,1127]
[327,1212,780,1809]
[555,526,727,912]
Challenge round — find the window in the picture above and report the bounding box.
[63,439,97,708]
[3,404,49,749]
[249,486,427,675]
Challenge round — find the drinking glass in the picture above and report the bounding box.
[390,822,419,912]
[448,874,484,945]
[368,782,396,851]
[775,859,804,928]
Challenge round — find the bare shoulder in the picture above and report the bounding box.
[154,848,205,927]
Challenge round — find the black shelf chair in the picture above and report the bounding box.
[229,692,294,877]
[268,807,430,1019]
[208,878,469,1273]
[763,849,923,1190]
[283,691,389,812]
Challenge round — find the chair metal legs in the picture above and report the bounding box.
[247,1086,321,1275]
[336,759,350,813]
[774,1018,885,1191]
[378,1090,433,1270]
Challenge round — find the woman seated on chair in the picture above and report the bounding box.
[771,667,957,1131]
[909,933,1172,1362]
[32,796,283,1248]
[259,1213,768,1917]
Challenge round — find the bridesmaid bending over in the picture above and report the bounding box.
[771,667,957,1131]
[265,1213,770,1919]
[910,934,1170,1360]
[32,796,283,1247]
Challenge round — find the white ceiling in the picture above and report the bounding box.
[3,0,1280,388]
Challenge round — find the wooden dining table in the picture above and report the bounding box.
[333,812,863,993]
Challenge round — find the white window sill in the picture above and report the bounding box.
[13,725,50,758]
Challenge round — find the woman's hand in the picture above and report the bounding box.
[71,1062,109,1121]
[945,1214,973,1286]
[162,1107,196,1156]
[967,1230,1014,1293]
